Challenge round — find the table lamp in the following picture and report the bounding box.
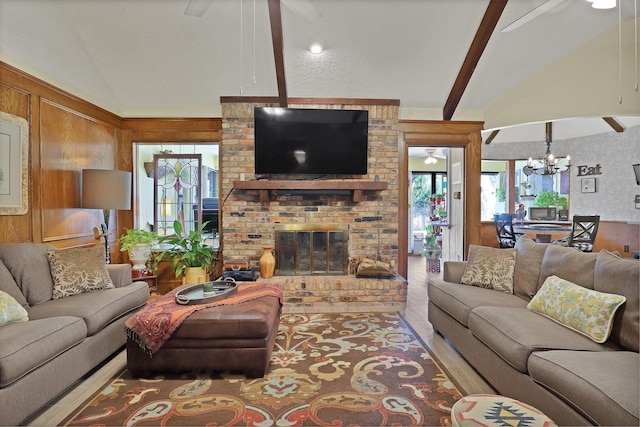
[82,169,132,263]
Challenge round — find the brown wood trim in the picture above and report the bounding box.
[398,120,484,275]
[233,180,387,203]
[220,96,401,106]
[443,0,507,120]
[485,129,499,144]
[121,118,221,131]
[268,0,288,107]
[603,117,624,133]
[1,61,121,127]
[507,160,516,212]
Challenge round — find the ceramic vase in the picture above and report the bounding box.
[183,266,208,285]
[128,244,151,274]
[259,246,276,279]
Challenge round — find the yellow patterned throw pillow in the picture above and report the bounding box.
[0,290,29,326]
[527,275,626,343]
[47,247,115,299]
[460,245,516,293]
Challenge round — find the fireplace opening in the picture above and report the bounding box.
[275,223,349,276]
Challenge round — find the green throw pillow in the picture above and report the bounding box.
[0,290,29,326]
[460,245,516,293]
[47,247,115,299]
[527,275,626,343]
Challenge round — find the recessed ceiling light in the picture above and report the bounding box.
[309,43,323,54]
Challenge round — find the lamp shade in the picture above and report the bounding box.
[81,169,132,210]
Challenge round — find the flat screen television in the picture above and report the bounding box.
[254,107,369,175]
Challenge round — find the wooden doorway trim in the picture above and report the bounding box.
[397,120,483,278]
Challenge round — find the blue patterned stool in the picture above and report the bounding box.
[451,394,556,427]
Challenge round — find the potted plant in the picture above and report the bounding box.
[119,228,158,274]
[422,224,441,259]
[156,219,217,285]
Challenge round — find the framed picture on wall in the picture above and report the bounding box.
[581,177,597,193]
[0,111,29,215]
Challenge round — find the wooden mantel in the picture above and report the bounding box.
[232,180,388,203]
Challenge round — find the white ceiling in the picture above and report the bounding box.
[1,0,639,141]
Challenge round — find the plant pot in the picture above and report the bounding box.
[183,266,208,285]
[128,244,151,272]
[259,246,276,279]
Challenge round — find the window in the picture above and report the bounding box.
[133,143,219,241]
[481,159,570,222]
[481,161,507,221]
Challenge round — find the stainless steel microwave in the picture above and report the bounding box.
[529,207,557,221]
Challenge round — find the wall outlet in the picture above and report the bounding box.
[624,245,630,253]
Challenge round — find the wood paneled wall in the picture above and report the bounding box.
[0,62,121,251]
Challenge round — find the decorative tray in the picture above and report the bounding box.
[175,277,237,305]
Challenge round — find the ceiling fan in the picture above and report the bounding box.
[501,0,615,33]
[423,150,447,165]
[501,0,568,32]
[184,0,321,22]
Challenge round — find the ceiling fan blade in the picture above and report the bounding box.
[184,0,215,17]
[501,0,567,32]
[281,0,322,23]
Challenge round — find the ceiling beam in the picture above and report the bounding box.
[268,0,288,107]
[603,117,624,133]
[485,129,500,144]
[443,0,508,121]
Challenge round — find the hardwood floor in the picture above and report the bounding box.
[26,256,493,426]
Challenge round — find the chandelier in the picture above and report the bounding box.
[525,122,571,176]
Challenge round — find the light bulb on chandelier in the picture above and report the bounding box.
[527,141,571,176]
[525,122,571,176]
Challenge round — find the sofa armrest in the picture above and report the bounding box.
[443,261,467,283]
[107,263,133,288]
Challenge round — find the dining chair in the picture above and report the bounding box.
[566,215,600,252]
[494,214,521,248]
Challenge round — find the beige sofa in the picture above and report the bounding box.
[0,243,149,426]
[428,237,639,426]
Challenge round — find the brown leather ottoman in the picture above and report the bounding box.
[126,295,281,378]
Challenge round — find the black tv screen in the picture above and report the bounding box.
[254,107,369,175]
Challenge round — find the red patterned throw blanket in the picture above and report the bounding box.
[125,283,282,356]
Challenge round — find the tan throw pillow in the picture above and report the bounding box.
[47,247,115,299]
[528,275,626,343]
[460,245,516,293]
[0,290,28,326]
[513,236,549,300]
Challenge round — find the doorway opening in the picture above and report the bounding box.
[408,146,465,270]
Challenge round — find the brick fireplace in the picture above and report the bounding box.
[219,99,406,313]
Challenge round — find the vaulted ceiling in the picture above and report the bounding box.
[1,0,639,142]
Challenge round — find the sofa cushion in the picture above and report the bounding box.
[0,259,28,308]
[527,275,626,343]
[460,245,516,293]
[528,350,639,426]
[27,281,149,336]
[47,247,115,299]
[539,244,597,289]
[0,243,55,305]
[513,236,549,300]
[468,306,616,373]
[0,290,29,326]
[0,316,86,387]
[594,250,639,352]
[427,280,528,327]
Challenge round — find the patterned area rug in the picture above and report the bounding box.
[62,312,464,426]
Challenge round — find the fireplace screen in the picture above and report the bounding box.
[275,224,349,275]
